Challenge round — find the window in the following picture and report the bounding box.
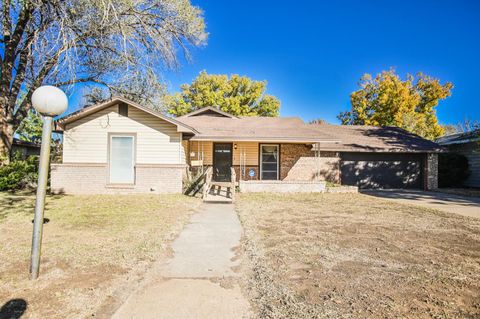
[260,144,279,180]
[118,103,128,117]
[109,135,135,184]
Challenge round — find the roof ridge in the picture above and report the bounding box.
[56,96,198,134]
[178,106,238,119]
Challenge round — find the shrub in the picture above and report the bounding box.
[438,153,470,188]
[0,156,38,191]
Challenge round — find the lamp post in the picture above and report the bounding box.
[30,86,68,280]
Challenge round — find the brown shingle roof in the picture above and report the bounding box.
[309,125,444,153]
[177,115,339,143]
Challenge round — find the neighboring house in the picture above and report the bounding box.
[51,97,442,194]
[11,138,41,159]
[437,130,480,188]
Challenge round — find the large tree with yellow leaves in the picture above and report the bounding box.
[338,69,453,140]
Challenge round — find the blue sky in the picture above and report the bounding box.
[73,0,480,125]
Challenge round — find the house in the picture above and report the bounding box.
[51,97,442,194]
[11,138,41,159]
[437,130,480,188]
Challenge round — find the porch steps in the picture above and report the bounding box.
[203,194,233,203]
[202,167,236,203]
[203,184,234,203]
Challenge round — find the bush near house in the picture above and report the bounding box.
[438,153,470,187]
[0,155,38,191]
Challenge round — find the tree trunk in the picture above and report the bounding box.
[0,127,13,164]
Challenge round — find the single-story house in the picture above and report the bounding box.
[437,130,480,188]
[51,97,442,194]
[11,138,41,159]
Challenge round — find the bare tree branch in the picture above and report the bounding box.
[0,0,208,159]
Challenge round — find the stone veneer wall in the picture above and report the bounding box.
[425,153,438,190]
[51,163,185,194]
[280,144,340,183]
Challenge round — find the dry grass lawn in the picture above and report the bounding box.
[237,192,480,319]
[0,192,200,318]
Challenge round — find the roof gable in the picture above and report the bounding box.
[179,106,238,118]
[55,97,197,133]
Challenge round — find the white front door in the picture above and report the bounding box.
[109,135,135,184]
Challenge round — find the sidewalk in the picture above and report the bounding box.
[111,203,250,319]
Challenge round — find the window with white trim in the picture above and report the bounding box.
[260,144,279,180]
[109,135,135,184]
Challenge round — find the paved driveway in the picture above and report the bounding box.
[362,189,480,219]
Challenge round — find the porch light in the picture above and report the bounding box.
[30,85,68,280]
[234,144,238,150]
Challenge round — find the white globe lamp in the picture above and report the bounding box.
[31,85,68,116]
[30,85,68,280]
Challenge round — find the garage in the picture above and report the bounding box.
[340,152,425,189]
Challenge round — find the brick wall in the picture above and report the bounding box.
[280,144,340,183]
[425,153,438,190]
[51,163,185,194]
[232,165,259,181]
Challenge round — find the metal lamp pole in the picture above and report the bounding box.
[29,86,68,280]
[30,116,53,279]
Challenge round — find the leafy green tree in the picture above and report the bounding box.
[166,71,280,116]
[338,69,453,140]
[15,110,43,144]
[14,109,63,163]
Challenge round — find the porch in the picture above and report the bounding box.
[183,140,340,183]
[183,140,338,201]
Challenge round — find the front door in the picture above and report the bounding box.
[213,143,233,182]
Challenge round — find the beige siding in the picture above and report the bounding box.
[233,142,258,166]
[187,141,258,166]
[189,141,213,165]
[181,140,189,164]
[63,105,184,164]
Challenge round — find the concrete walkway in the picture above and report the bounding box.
[363,189,480,219]
[112,204,250,319]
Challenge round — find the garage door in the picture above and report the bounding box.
[340,152,425,189]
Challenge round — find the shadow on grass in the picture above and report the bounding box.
[0,299,27,319]
[0,191,65,221]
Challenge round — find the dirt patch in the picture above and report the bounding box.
[0,193,200,318]
[236,192,480,318]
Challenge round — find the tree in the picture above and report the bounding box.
[16,109,42,143]
[0,0,207,161]
[453,118,479,133]
[166,71,280,116]
[441,124,459,136]
[338,69,453,140]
